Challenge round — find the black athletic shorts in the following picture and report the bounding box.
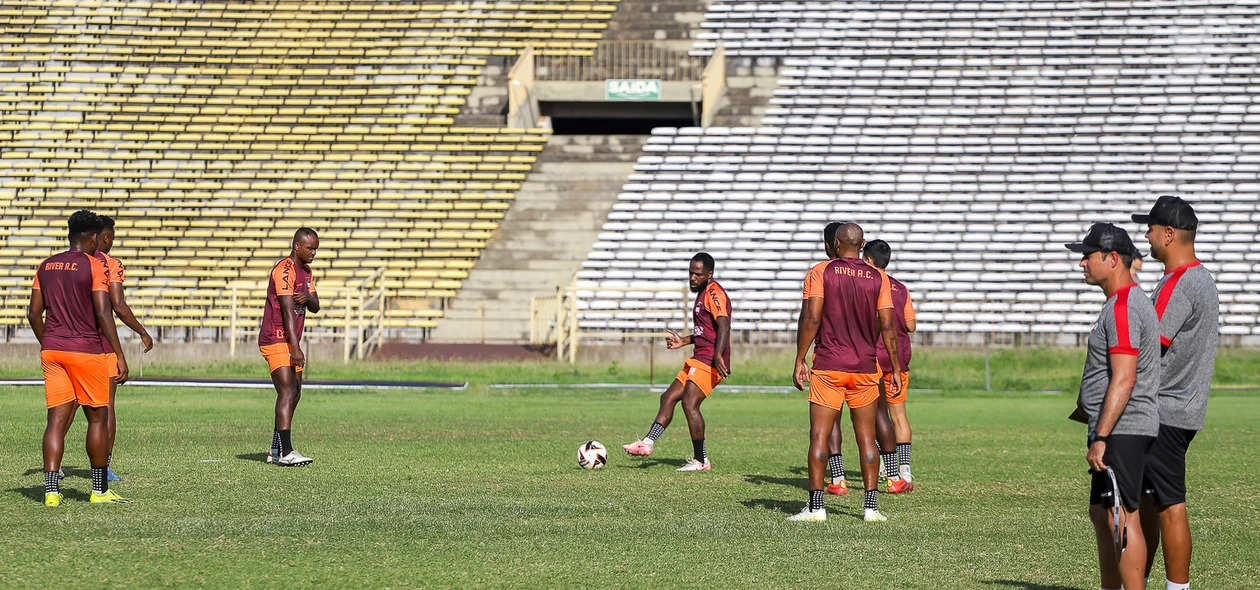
[1142,424,1198,507]
[1089,434,1155,511]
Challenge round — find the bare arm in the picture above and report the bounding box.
[1087,353,1138,471]
[306,290,320,314]
[109,283,153,352]
[794,297,823,390]
[94,290,128,384]
[879,307,903,393]
[906,319,916,333]
[712,315,731,378]
[278,294,305,368]
[27,288,45,344]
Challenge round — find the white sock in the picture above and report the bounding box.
[1166,581,1189,590]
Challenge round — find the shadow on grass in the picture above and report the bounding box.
[236,453,270,464]
[980,581,1082,590]
[8,485,90,503]
[789,465,868,481]
[741,498,863,520]
[22,466,88,478]
[623,457,687,469]
[744,474,808,490]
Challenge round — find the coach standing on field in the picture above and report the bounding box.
[1132,196,1218,590]
[1068,223,1161,590]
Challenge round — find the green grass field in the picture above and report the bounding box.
[2,350,1259,588]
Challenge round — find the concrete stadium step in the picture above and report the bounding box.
[430,139,644,343]
[605,0,709,40]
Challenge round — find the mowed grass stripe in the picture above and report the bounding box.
[1,386,1257,588]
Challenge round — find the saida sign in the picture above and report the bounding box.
[605,79,662,101]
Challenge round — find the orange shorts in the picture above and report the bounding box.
[808,370,880,411]
[41,350,110,409]
[106,352,118,379]
[674,358,722,397]
[882,371,909,404]
[260,343,303,374]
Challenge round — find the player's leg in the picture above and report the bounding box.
[41,402,76,505]
[849,399,886,521]
[83,403,129,502]
[1139,498,1161,581]
[887,371,913,482]
[106,374,122,481]
[1089,504,1124,590]
[1156,503,1191,587]
[624,376,685,456]
[270,365,311,466]
[826,413,847,495]
[788,401,839,522]
[676,381,710,470]
[875,392,905,488]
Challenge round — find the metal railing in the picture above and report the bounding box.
[228,266,387,362]
[531,282,692,364]
[534,41,706,82]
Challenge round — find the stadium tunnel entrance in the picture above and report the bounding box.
[540,101,695,135]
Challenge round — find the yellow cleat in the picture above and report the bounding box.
[89,489,132,504]
[44,492,63,507]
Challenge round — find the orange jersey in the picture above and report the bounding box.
[92,251,126,355]
[258,257,316,347]
[802,257,893,374]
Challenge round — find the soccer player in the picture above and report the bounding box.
[788,223,901,523]
[1067,222,1161,590]
[623,252,731,472]
[90,214,153,482]
[261,228,320,467]
[27,210,131,505]
[1132,196,1218,590]
[863,239,916,492]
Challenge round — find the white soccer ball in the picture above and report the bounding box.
[577,440,607,470]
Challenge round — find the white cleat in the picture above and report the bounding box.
[274,450,313,467]
[900,466,913,483]
[878,459,888,482]
[864,508,888,522]
[266,451,276,464]
[676,458,711,472]
[787,508,827,522]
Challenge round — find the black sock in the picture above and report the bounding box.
[828,454,844,481]
[45,471,59,495]
[279,430,293,455]
[882,452,899,480]
[91,466,107,494]
[692,438,707,463]
[809,489,825,511]
[864,489,878,512]
[897,443,911,470]
[271,430,281,454]
[645,422,665,443]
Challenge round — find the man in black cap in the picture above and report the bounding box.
[1067,223,1161,590]
[1132,196,1218,590]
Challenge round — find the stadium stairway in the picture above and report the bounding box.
[603,0,710,43]
[430,135,646,343]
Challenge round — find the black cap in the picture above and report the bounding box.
[1131,195,1198,231]
[1065,223,1143,258]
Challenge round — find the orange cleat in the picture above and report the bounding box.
[886,477,913,494]
[825,480,849,495]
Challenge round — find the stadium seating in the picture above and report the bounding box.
[0,0,619,335]
[581,0,1260,337]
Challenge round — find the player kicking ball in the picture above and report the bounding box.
[623,253,731,472]
[260,228,320,467]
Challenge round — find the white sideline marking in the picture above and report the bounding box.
[489,383,802,393]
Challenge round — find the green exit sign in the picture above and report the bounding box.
[605,79,662,101]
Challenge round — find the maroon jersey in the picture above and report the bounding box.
[258,257,316,347]
[875,275,915,372]
[33,250,110,354]
[691,281,731,368]
[92,250,126,355]
[802,257,894,374]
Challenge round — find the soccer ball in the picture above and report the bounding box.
[577,440,607,470]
